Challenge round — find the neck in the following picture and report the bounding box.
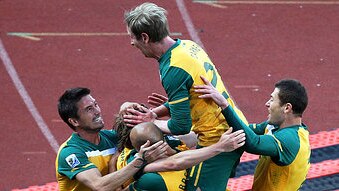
[279,116,302,129]
[151,36,176,60]
[77,131,101,145]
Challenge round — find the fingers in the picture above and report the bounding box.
[200,76,213,86]
[225,127,233,134]
[139,140,151,152]
[231,129,246,148]
[148,93,168,107]
[126,108,143,116]
[142,141,168,163]
[231,129,244,137]
[123,115,143,127]
[219,129,246,152]
[150,93,168,101]
[139,105,150,113]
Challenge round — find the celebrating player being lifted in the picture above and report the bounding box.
[123,2,248,190]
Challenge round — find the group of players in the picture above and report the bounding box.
[55,2,311,191]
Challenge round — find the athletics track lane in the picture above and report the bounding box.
[0,0,338,190]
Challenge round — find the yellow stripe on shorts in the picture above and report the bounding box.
[194,162,203,186]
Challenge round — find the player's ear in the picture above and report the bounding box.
[68,118,79,127]
[141,33,149,43]
[284,103,293,114]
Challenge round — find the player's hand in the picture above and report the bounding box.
[138,140,169,163]
[148,93,168,108]
[194,76,229,109]
[217,127,246,152]
[123,106,157,127]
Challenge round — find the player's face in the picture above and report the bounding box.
[265,88,285,126]
[74,95,104,133]
[127,28,153,58]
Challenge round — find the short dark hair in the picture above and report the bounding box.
[275,79,308,117]
[58,87,91,130]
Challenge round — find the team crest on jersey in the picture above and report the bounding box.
[65,154,80,168]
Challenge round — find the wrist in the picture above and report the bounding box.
[133,154,148,179]
[211,141,224,153]
[219,101,229,110]
[133,154,147,169]
[150,110,158,121]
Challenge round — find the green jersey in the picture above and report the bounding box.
[56,130,118,191]
[159,39,247,190]
[117,135,187,191]
[222,106,311,191]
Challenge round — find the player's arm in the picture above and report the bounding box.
[221,106,280,156]
[151,104,170,118]
[159,67,193,135]
[195,76,280,156]
[123,68,192,135]
[144,128,245,172]
[147,93,170,118]
[76,158,144,191]
[60,141,164,191]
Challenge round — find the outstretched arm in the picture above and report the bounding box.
[144,128,245,172]
[195,76,280,157]
[75,141,168,191]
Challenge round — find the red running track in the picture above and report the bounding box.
[1,0,339,189]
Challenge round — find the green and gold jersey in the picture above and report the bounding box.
[55,130,118,191]
[159,39,248,146]
[252,125,310,191]
[116,135,187,191]
[222,107,311,191]
[117,148,186,191]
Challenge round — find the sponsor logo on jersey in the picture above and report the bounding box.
[65,154,80,168]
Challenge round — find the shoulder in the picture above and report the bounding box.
[57,134,85,157]
[274,127,300,142]
[272,126,303,165]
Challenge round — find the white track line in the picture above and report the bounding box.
[176,0,205,50]
[0,38,59,153]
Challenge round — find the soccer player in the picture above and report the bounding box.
[111,102,188,191]
[111,102,245,191]
[195,76,311,191]
[55,88,167,191]
[123,2,249,190]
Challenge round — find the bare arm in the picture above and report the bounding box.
[123,105,172,134]
[75,141,167,191]
[76,154,144,191]
[151,104,170,118]
[148,93,169,116]
[144,128,245,172]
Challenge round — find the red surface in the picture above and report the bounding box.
[1,0,338,189]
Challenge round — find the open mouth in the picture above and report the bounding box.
[93,116,102,123]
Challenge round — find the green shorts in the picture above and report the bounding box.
[185,147,243,191]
